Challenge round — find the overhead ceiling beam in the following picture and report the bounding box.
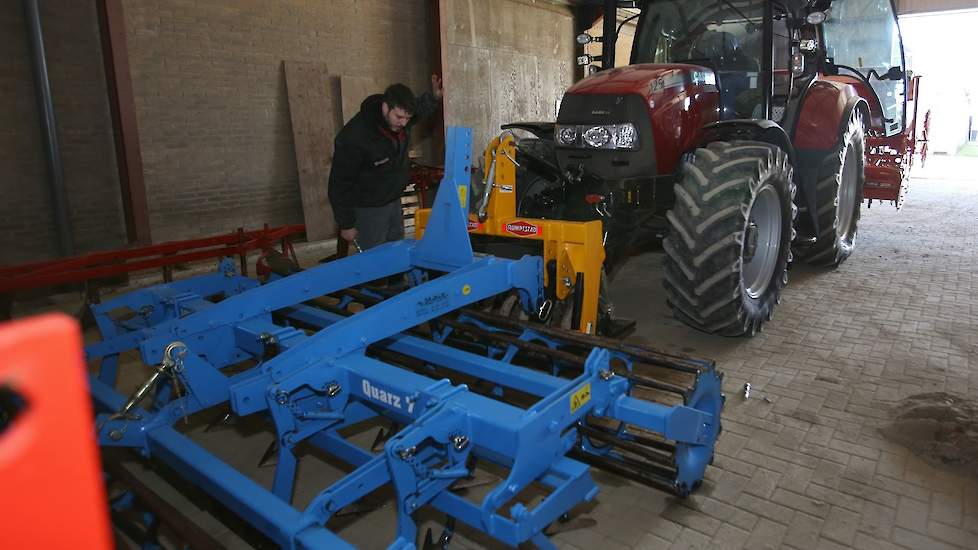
[897,0,978,15]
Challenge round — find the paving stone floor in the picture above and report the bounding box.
[567,155,978,550]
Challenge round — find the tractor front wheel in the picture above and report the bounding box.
[663,141,796,337]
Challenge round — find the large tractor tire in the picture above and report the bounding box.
[663,141,796,337]
[794,110,865,267]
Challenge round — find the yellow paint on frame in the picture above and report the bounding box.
[457,185,467,210]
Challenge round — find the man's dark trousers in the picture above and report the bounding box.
[354,199,403,250]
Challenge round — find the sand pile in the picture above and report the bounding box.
[880,392,978,477]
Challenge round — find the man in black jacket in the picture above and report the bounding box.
[328,76,442,250]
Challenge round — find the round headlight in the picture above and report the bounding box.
[583,126,612,148]
[806,10,827,25]
[557,126,578,145]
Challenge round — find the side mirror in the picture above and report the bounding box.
[884,66,905,81]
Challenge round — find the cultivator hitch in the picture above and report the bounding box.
[85,128,723,549]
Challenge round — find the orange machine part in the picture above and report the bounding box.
[0,314,111,549]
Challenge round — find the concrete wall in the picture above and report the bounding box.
[2,0,436,262]
[0,2,125,263]
[440,0,576,157]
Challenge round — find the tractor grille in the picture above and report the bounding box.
[555,93,657,181]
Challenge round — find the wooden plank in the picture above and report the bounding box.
[339,75,388,124]
[285,61,335,241]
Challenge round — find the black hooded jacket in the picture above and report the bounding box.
[327,92,438,230]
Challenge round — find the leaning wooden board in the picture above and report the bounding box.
[285,61,336,241]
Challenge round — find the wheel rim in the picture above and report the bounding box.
[837,145,859,240]
[741,185,782,300]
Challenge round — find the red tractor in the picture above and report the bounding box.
[501,0,912,336]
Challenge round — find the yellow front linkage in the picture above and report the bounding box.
[416,134,605,333]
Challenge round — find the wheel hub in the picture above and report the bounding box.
[838,145,859,241]
[744,220,759,262]
[741,186,783,300]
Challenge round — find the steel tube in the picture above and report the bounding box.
[23,0,73,256]
[602,0,617,69]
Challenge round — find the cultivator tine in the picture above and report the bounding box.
[258,440,278,468]
[421,517,455,550]
[333,498,387,518]
[369,422,400,452]
[544,515,598,536]
[448,472,498,492]
[202,410,234,433]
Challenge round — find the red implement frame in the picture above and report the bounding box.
[0,224,304,295]
[0,314,112,549]
[864,75,924,208]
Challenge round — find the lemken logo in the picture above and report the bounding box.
[362,379,414,413]
[504,221,541,237]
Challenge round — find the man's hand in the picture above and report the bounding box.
[431,74,443,99]
[340,228,358,242]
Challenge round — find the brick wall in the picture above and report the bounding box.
[0,2,125,263]
[124,0,435,242]
[1,0,435,263]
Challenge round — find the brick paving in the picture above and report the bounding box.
[555,156,978,550]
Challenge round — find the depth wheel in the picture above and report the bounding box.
[663,141,796,337]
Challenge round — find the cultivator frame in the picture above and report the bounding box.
[85,128,723,549]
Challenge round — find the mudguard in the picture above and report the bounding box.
[792,80,869,237]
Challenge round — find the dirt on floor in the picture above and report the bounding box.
[880,392,978,478]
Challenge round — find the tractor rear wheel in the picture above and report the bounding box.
[663,141,796,337]
[794,110,865,267]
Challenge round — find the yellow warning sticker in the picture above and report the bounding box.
[570,383,591,414]
[457,185,467,209]
[462,284,472,296]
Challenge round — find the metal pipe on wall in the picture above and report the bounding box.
[23,0,73,257]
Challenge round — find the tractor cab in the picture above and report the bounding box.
[629,0,787,122]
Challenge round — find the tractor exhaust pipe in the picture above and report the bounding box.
[602,0,616,70]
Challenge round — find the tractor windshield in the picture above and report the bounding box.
[631,0,773,119]
[821,0,906,136]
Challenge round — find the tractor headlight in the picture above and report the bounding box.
[557,124,639,150]
[615,123,639,149]
[583,126,613,148]
[556,125,578,146]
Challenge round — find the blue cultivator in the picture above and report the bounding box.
[86,128,724,549]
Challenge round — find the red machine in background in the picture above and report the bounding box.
[0,314,112,549]
[0,224,304,321]
[864,74,929,208]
